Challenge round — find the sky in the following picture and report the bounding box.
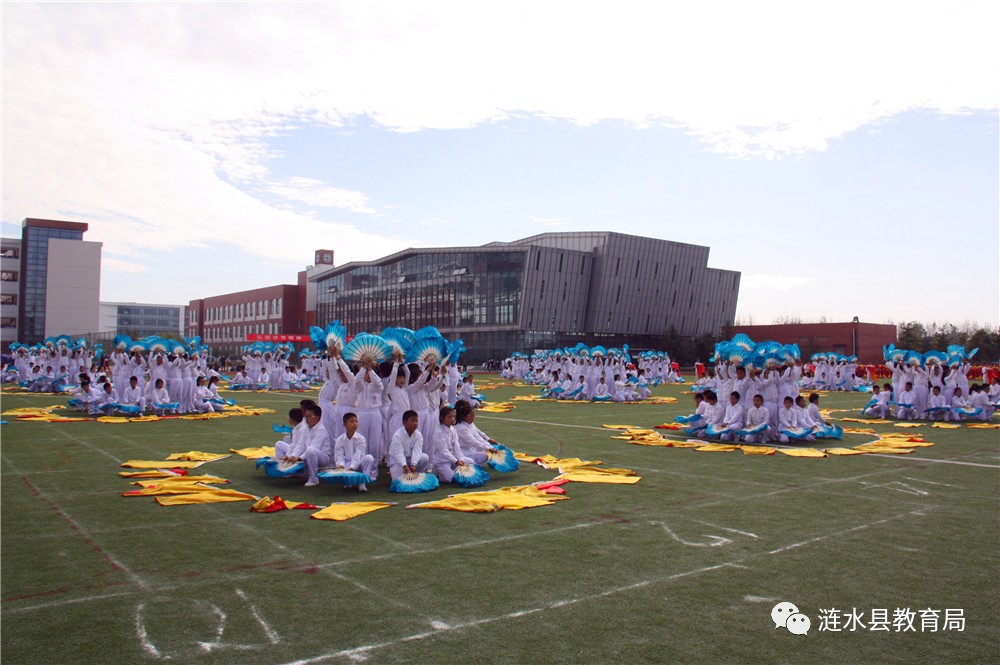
[2,1,998,329]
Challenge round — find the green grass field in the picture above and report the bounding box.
[2,380,998,664]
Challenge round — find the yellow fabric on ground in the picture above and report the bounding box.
[440,485,566,510]
[310,502,395,521]
[130,415,161,422]
[601,424,634,430]
[177,412,229,420]
[627,438,672,447]
[556,470,641,484]
[878,439,934,448]
[96,416,132,423]
[119,470,186,478]
[550,457,604,471]
[250,496,314,512]
[967,423,1000,429]
[230,446,276,459]
[558,464,635,476]
[840,418,893,424]
[132,475,229,486]
[670,440,706,448]
[155,490,258,505]
[894,422,924,428]
[739,445,776,455]
[777,448,827,458]
[852,444,914,454]
[843,428,877,435]
[930,422,961,429]
[407,496,503,512]
[825,447,869,456]
[479,403,515,413]
[165,451,231,462]
[120,459,206,469]
[1,406,61,416]
[625,429,655,435]
[695,443,740,452]
[123,483,219,496]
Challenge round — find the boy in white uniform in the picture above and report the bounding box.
[388,410,430,481]
[332,412,376,491]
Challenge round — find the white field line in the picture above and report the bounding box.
[279,562,746,665]
[236,588,281,645]
[134,603,164,659]
[6,591,138,615]
[767,510,926,555]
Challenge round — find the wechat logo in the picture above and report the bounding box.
[772,601,811,635]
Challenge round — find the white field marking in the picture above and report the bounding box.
[866,454,1000,468]
[196,602,228,652]
[235,588,281,645]
[6,458,153,592]
[279,562,745,665]
[690,520,759,539]
[315,520,606,569]
[6,590,139,615]
[767,510,926,555]
[903,477,964,488]
[650,520,732,547]
[47,426,125,463]
[744,595,778,603]
[859,481,930,496]
[134,603,165,660]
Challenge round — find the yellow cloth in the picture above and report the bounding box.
[1,406,60,416]
[123,483,220,496]
[627,437,672,447]
[165,451,231,462]
[739,445,776,455]
[843,428,877,435]
[249,496,314,512]
[230,446,277,459]
[777,448,827,458]
[840,418,892,424]
[695,443,740,452]
[967,423,1000,429]
[551,458,604,471]
[601,424,634,430]
[669,440,706,449]
[132,475,229,486]
[130,415,161,422]
[877,439,934,448]
[852,444,914,454]
[824,447,869,456]
[893,422,924,428]
[407,496,503,512]
[479,403,515,413]
[120,459,206,469]
[555,470,641,484]
[558,464,635,476]
[930,422,961,429]
[177,412,229,420]
[310,502,395,521]
[96,416,132,424]
[155,490,258,505]
[119,470,187,478]
[437,485,567,510]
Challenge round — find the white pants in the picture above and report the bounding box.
[389,453,430,480]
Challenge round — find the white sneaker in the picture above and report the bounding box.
[304,479,319,487]
[357,483,368,492]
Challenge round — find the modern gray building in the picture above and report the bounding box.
[5,218,102,346]
[312,232,740,364]
[99,302,186,338]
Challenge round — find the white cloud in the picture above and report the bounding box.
[529,216,573,228]
[268,178,380,215]
[0,1,995,288]
[102,257,148,274]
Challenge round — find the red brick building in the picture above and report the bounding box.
[726,321,896,364]
[186,284,304,355]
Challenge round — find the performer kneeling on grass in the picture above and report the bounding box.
[455,401,500,464]
[298,405,333,488]
[388,410,430,481]
[274,408,305,460]
[432,405,475,483]
[331,412,377,492]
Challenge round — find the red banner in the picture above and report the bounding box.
[246,334,312,342]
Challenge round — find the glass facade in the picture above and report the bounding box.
[20,226,84,342]
[315,251,525,335]
[115,305,182,337]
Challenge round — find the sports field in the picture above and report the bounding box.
[2,380,998,664]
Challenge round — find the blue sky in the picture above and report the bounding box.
[2,2,997,328]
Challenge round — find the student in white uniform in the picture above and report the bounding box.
[718,391,745,442]
[432,405,475,484]
[387,410,430,481]
[331,412,377,491]
[454,402,499,465]
[742,394,770,443]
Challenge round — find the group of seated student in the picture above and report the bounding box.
[67,372,230,416]
[273,398,502,490]
[863,379,997,422]
[681,389,836,444]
